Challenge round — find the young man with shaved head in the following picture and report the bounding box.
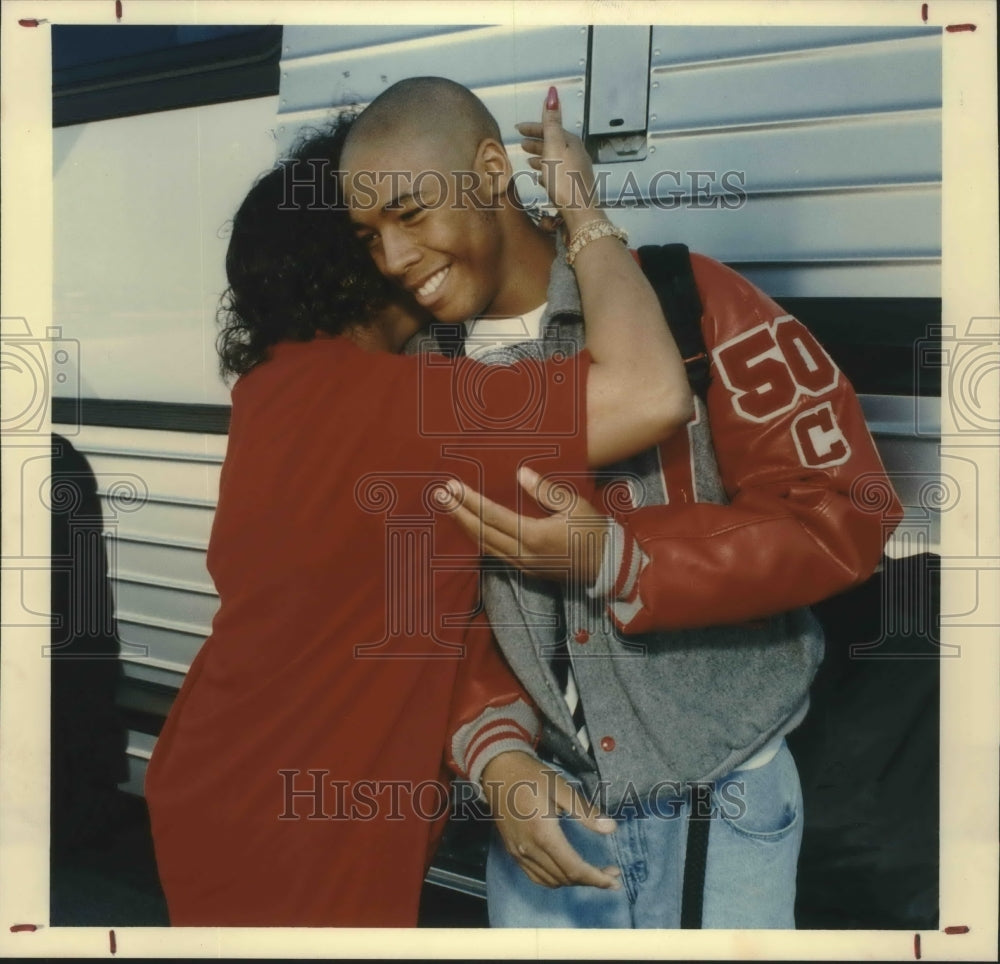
[343,77,901,929]
[344,78,553,329]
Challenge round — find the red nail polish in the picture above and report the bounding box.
[546,86,559,110]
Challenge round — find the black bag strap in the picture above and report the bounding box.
[680,787,712,929]
[636,244,711,401]
[639,243,713,927]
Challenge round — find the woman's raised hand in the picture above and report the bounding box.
[516,86,603,227]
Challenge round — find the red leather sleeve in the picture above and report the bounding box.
[442,613,539,781]
[616,254,903,633]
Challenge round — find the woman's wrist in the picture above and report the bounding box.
[560,206,609,235]
[565,219,629,266]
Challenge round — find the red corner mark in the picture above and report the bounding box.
[945,23,977,32]
[944,925,971,934]
[115,0,123,21]
[9,924,39,932]
[921,3,928,22]
[109,929,117,954]
[913,932,922,959]
[18,18,48,26]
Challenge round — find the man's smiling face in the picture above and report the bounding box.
[342,136,505,325]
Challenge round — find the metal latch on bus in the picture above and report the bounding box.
[583,26,652,164]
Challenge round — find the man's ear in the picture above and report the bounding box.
[472,138,513,205]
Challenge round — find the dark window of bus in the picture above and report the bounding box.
[52,25,283,127]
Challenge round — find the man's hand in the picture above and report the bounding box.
[480,750,621,890]
[439,467,612,585]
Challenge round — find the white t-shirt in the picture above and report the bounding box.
[463,303,549,359]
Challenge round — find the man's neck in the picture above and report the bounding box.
[483,213,556,318]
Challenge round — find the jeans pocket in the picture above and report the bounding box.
[713,742,802,843]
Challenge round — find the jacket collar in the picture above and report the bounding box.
[539,231,583,329]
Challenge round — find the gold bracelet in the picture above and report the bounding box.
[565,219,629,266]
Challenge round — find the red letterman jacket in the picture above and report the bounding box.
[605,253,904,633]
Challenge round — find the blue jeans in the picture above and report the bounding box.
[486,740,803,928]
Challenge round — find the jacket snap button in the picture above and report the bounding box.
[573,629,589,644]
[600,736,616,752]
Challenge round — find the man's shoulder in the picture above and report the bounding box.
[679,250,781,329]
[633,245,763,304]
[686,250,755,295]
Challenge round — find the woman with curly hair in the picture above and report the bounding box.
[144,94,691,927]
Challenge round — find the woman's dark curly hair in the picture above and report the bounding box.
[217,113,395,379]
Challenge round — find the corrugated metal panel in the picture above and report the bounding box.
[280,24,587,110]
[610,111,940,198]
[649,24,931,67]
[277,24,940,298]
[114,579,218,633]
[115,537,212,584]
[276,24,588,156]
[108,504,214,551]
[114,616,206,680]
[640,26,941,293]
[608,185,940,262]
[282,24,479,60]
[85,453,219,506]
[732,263,935,300]
[649,31,940,129]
